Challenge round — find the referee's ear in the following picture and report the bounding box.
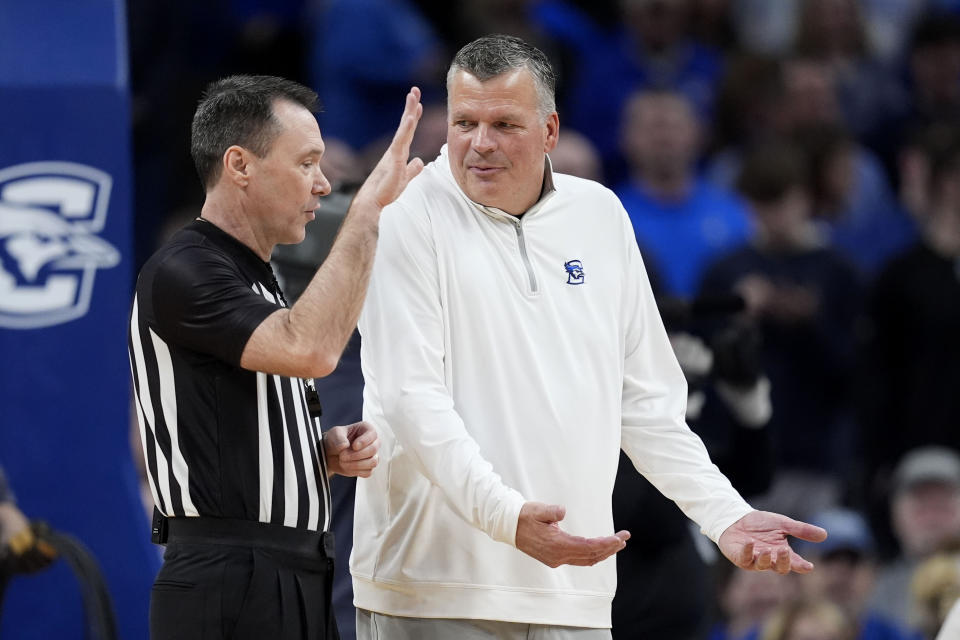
[223,145,252,188]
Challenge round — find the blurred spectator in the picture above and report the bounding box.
[314,137,365,191]
[309,0,444,150]
[859,0,927,64]
[699,142,862,518]
[778,57,844,130]
[911,550,960,639]
[452,0,572,97]
[537,0,724,182]
[906,11,960,123]
[759,599,858,640]
[689,0,738,51]
[793,0,908,142]
[779,58,913,275]
[864,12,960,182]
[794,0,869,64]
[729,0,798,55]
[897,123,954,220]
[711,54,912,275]
[793,123,915,275]
[796,508,916,640]
[356,100,448,179]
[859,132,960,511]
[707,563,798,640]
[455,0,547,43]
[892,450,960,561]
[870,447,960,629]
[617,89,751,298]
[549,128,604,182]
[708,54,786,165]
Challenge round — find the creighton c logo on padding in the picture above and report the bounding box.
[0,162,120,329]
[564,259,584,285]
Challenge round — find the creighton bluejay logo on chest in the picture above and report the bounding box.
[564,259,584,285]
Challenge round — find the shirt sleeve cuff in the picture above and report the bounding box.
[491,490,527,547]
[702,502,755,544]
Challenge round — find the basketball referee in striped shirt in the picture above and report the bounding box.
[129,75,424,640]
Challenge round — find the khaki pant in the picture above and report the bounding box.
[356,609,611,640]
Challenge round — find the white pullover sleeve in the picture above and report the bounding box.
[616,208,753,543]
[359,200,527,546]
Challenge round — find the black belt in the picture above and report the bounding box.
[152,510,334,559]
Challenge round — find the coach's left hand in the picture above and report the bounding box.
[718,510,827,575]
[323,422,380,478]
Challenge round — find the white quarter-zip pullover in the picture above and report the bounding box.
[352,146,752,628]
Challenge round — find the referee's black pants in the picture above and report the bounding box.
[150,524,339,640]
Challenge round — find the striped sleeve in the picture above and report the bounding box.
[151,245,278,366]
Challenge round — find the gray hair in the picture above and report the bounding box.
[446,34,557,119]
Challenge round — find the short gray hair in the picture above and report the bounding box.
[446,34,557,119]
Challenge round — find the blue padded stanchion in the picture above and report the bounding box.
[0,2,159,638]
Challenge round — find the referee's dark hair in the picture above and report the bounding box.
[190,75,319,190]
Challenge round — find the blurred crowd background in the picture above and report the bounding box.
[123,0,960,639]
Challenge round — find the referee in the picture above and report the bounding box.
[128,75,423,640]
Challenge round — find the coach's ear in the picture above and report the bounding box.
[222,145,252,188]
[544,112,559,154]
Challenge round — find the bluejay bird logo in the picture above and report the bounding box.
[0,162,120,329]
[564,259,584,285]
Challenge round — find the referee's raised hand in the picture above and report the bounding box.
[515,502,630,568]
[353,87,425,212]
[243,86,426,380]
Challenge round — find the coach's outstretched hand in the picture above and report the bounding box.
[718,510,828,574]
[515,502,630,568]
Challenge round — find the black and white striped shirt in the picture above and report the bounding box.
[128,219,331,531]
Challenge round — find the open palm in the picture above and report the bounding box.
[718,510,827,574]
[356,87,425,210]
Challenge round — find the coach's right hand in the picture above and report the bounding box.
[515,502,630,568]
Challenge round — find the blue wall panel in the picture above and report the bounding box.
[0,2,158,638]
